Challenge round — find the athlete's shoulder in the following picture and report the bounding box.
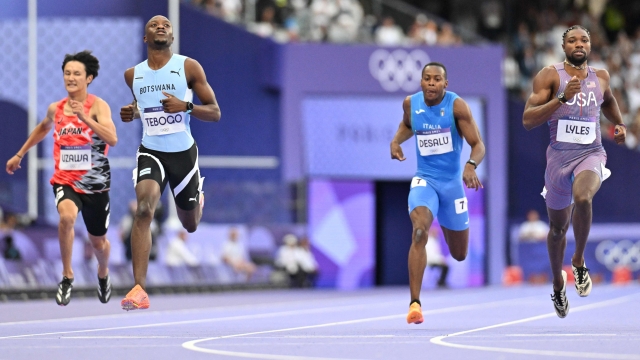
[593,67,610,79]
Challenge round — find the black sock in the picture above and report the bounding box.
[410,299,421,306]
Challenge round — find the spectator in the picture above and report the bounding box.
[222,227,256,280]
[296,236,318,287]
[1,212,21,261]
[165,230,200,267]
[275,233,300,285]
[374,16,405,46]
[518,209,549,242]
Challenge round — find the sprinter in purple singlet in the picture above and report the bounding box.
[522,25,626,318]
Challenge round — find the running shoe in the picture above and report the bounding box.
[572,262,592,297]
[121,284,150,311]
[551,270,570,318]
[97,274,112,304]
[406,302,424,324]
[56,276,74,306]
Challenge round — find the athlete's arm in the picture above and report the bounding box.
[184,58,221,122]
[6,102,56,174]
[120,67,140,122]
[598,68,626,145]
[75,97,118,147]
[522,67,564,130]
[454,97,484,190]
[390,97,413,161]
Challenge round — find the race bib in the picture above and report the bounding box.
[411,176,427,188]
[556,119,596,144]
[144,106,186,136]
[59,145,91,170]
[416,128,453,156]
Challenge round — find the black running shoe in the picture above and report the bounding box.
[551,270,569,318]
[56,277,73,306]
[97,274,112,304]
[572,262,592,297]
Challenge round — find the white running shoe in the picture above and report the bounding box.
[572,262,592,297]
[551,270,570,318]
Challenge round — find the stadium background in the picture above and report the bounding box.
[0,0,638,298]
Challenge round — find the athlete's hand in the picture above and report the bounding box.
[160,91,187,113]
[6,156,21,175]
[564,76,581,100]
[463,165,483,191]
[120,104,136,122]
[390,141,406,161]
[614,124,626,145]
[69,99,88,122]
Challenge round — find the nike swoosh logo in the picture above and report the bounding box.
[415,109,425,114]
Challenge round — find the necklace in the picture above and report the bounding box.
[564,60,586,70]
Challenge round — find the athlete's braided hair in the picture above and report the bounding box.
[562,25,590,43]
[61,50,100,81]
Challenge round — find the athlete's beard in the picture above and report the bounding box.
[567,52,588,66]
[153,38,169,46]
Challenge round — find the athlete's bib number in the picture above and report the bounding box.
[59,145,91,170]
[416,129,453,156]
[144,106,186,136]
[556,119,596,144]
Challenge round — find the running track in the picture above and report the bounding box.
[0,284,638,359]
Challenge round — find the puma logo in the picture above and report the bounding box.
[170,68,181,77]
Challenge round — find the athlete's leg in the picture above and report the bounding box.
[131,179,162,288]
[175,169,203,233]
[409,206,434,301]
[440,227,469,261]
[546,205,572,291]
[88,234,110,278]
[57,199,79,279]
[570,171,601,267]
[176,203,201,233]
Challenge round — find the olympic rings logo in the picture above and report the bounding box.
[369,49,430,92]
[595,240,640,271]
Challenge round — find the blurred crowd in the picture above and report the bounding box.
[190,0,640,151]
[188,0,463,46]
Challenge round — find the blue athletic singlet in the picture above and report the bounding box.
[133,54,194,152]
[408,91,469,231]
[411,91,463,180]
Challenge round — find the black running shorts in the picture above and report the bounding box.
[134,143,202,211]
[52,184,110,236]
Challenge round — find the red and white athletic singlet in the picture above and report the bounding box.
[50,94,110,194]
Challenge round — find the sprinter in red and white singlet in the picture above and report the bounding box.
[6,51,117,307]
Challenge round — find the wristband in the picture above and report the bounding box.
[15,153,23,159]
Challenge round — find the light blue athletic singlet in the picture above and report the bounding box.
[411,91,463,180]
[133,54,194,152]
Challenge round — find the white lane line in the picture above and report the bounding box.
[0,294,403,327]
[0,300,401,340]
[506,334,617,337]
[430,293,640,360]
[61,336,171,339]
[181,296,540,359]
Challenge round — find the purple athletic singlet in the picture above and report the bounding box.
[543,62,608,210]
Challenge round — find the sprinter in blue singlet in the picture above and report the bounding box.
[119,15,221,311]
[390,62,485,325]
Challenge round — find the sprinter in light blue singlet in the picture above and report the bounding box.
[133,53,194,153]
[119,15,221,311]
[390,62,485,325]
